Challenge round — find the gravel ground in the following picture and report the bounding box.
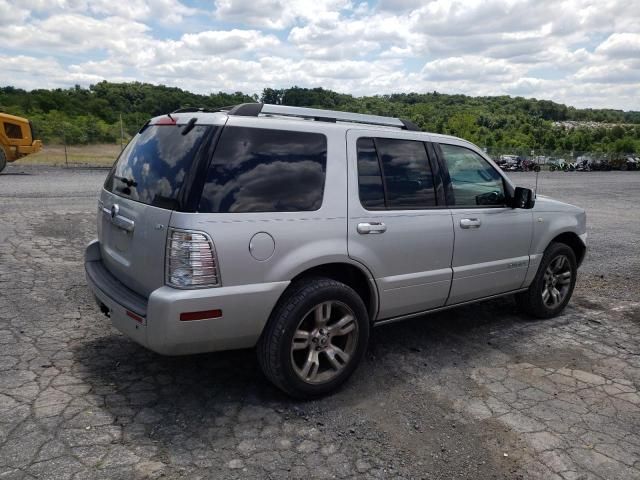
[1,164,639,480]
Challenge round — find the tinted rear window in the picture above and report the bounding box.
[104,124,211,208]
[198,127,327,213]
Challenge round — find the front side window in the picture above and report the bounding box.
[199,127,327,213]
[438,144,505,207]
[356,137,436,210]
[4,122,22,139]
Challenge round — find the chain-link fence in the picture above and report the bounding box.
[19,143,121,168]
[12,132,640,170]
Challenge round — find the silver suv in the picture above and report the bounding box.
[85,104,587,398]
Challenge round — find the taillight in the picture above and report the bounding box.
[165,229,220,289]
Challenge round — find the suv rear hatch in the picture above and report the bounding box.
[98,117,219,297]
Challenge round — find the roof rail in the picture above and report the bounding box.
[171,107,218,114]
[225,103,420,131]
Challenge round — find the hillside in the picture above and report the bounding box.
[1,82,638,154]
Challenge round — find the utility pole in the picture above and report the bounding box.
[62,123,68,167]
[120,113,125,151]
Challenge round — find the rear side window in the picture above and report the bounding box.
[4,122,22,139]
[104,124,212,208]
[198,127,327,213]
[356,137,436,209]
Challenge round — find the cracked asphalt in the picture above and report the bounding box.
[1,165,639,479]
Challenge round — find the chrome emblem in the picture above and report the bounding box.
[111,204,119,219]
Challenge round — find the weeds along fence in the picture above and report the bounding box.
[14,128,640,169]
[21,143,122,168]
[18,117,129,167]
[20,144,640,170]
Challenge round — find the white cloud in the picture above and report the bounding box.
[288,12,414,59]
[573,63,640,84]
[16,0,198,23]
[1,0,640,110]
[595,32,640,59]
[181,29,280,54]
[3,14,151,54]
[0,0,29,26]
[213,0,349,29]
[89,0,198,23]
[421,56,516,81]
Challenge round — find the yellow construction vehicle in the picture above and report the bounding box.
[0,112,43,172]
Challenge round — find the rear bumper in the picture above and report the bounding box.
[84,240,289,355]
[16,140,42,156]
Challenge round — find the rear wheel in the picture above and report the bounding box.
[0,149,7,173]
[516,242,577,319]
[257,277,369,398]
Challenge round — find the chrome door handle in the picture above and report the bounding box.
[460,218,481,229]
[357,222,387,234]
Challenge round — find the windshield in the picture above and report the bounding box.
[104,124,212,209]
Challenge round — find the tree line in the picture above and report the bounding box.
[1,82,638,154]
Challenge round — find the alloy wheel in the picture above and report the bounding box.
[290,301,359,384]
[542,254,572,308]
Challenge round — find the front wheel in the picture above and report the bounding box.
[257,277,370,398]
[516,242,577,319]
[0,149,7,173]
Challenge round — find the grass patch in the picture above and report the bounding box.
[14,144,121,167]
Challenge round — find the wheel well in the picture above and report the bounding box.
[290,263,377,320]
[551,232,586,266]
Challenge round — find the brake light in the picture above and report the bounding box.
[165,229,220,289]
[155,116,177,125]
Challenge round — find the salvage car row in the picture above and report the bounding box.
[495,154,639,172]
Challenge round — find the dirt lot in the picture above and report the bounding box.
[1,165,639,480]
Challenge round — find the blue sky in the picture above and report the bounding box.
[1,0,639,110]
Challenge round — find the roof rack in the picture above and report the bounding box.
[171,107,217,114]
[225,103,420,131]
[171,104,245,114]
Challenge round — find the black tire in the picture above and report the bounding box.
[516,242,577,319]
[0,149,7,173]
[257,277,370,399]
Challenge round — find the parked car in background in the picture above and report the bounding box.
[587,158,611,171]
[85,104,587,398]
[496,154,520,170]
[572,157,591,172]
[615,156,639,171]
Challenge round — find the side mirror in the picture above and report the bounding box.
[511,187,535,209]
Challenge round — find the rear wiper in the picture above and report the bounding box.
[115,176,138,187]
[181,117,197,135]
